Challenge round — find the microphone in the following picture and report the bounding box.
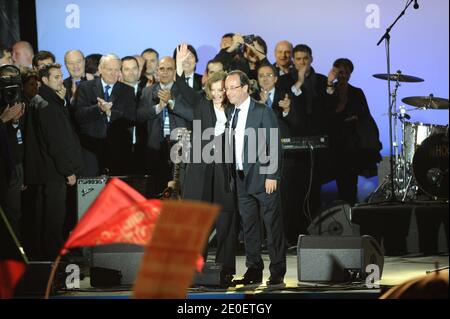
[413,0,419,9]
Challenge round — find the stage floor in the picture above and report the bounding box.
[52,253,448,299]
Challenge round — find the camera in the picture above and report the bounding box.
[242,34,255,45]
[0,64,22,106]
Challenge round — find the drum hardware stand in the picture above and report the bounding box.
[376,0,417,203]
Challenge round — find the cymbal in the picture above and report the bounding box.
[373,73,424,83]
[402,95,449,109]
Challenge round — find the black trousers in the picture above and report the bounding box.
[235,171,286,278]
[36,182,67,260]
[3,164,23,240]
[145,143,173,197]
[200,163,238,275]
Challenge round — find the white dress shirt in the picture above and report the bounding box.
[231,96,251,170]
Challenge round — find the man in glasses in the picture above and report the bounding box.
[137,56,193,196]
[225,70,286,288]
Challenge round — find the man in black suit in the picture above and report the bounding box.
[137,56,192,195]
[26,63,83,259]
[172,44,202,91]
[225,70,286,287]
[273,40,294,77]
[63,50,88,107]
[276,44,334,246]
[74,54,136,176]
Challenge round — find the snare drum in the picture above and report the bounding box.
[403,122,448,163]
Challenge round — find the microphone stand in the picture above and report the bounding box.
[376,0,415,202]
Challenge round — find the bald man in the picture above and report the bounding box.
[137,56,193,194]
[12,41,34,68]
[273,40,293,76]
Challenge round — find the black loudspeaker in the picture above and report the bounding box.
[297,235,384,283]
[76,176,153,288]
[14,261,64,296]
[90,244,144,287]
[192,262,222,287]
[307,201,359,236]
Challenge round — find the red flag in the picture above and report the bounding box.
[0,260,26,299]
[61,178,151,254]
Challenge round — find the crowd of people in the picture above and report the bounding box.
[0,34,382,288]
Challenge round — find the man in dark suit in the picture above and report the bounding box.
[137,56,193,195]
[74,54,136,176]
[225,70,286,288]
[172,44,202,91]
[63,50,88,107]
[273,40,294,77]
[276,44,334,246]
[26,63,83,259]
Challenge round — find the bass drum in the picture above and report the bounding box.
[412,133,449,199]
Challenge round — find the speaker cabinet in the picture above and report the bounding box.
[307,201,359,236]
[297,235,384,283]
[90,244,144,287]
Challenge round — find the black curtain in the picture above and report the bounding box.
[0,0,37,50]
[0,0,20,47]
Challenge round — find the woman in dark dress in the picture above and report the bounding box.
[173,44,237,288]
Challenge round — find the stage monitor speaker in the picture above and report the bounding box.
[90,244,144,287]
[297,235,384,283]
[192,262,222,287]
[307,201,359,236]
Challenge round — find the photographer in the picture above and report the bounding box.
[0,64,26,238]
[214,33,270,81]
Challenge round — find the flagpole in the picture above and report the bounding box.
[0,206,29,264]
[45,254,62,299]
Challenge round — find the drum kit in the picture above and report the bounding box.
[371,73,449,202]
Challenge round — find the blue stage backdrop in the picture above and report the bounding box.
[35,0,449,201]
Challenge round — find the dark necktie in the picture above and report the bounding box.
[231,108,240,167]
[231,108,240,130]
[185,77,191,87]
[267,92,273,107]
[104,85,111,102]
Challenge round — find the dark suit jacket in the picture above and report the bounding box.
[172,74,233,200]
[186,73,203,92]
[229,98,282,194]
[328,84,382,176]
[251,88,299,138]
[25,85,83,184]
[277,67,334,137]
[137,82,193,150]
[74,77,136,174]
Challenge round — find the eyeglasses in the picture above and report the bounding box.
[225,85,242,92]
[258,73,275,79]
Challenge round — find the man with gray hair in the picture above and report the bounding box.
[63,49,88,106]
[75,54,136,176]
[11,41,34,68]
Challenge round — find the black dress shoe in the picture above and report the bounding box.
[220,274,236,289]
[233,268,263,286]
[266,276,286,288]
